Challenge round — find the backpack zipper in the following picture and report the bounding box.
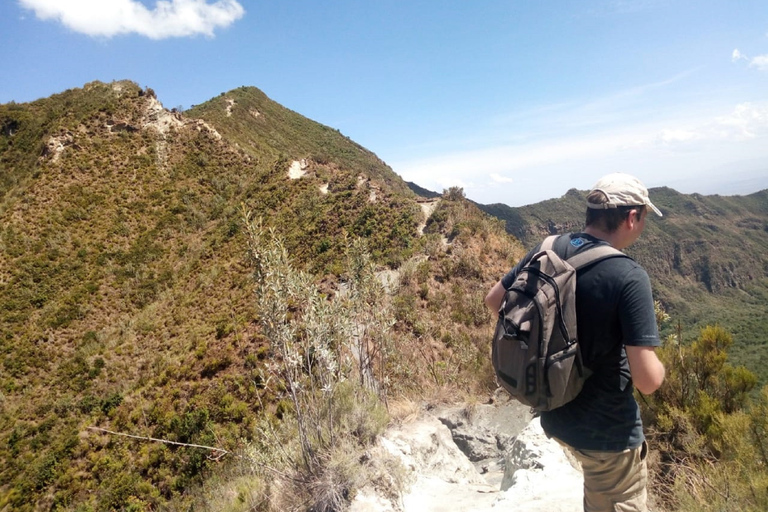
[525,268,572,345]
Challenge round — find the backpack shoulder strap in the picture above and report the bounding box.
[567,244,626,270]
[539,235,560,252]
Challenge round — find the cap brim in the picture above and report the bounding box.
[647,200,663,217]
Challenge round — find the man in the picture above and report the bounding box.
[485,173,666,512]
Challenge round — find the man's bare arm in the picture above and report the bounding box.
[485,281,506,313]
[626,345,665,395]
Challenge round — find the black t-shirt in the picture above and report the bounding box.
[500,233,660,451]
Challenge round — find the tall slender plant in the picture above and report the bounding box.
[242,208,393,510]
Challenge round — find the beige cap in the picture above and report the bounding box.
[587,173,663,217]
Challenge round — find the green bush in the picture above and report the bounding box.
[642,314,767,511]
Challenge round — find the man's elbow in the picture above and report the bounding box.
[485,282,505,313]
[627,346,666,395]
[484,293,497,312]
[634,365,665,395]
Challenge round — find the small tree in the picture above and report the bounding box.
[642,306,763,511]
[242,210,395,511]
[342,237,395,402]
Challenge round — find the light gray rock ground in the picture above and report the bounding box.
[350,398,584,512]
[498,418,583,511]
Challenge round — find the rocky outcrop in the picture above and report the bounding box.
[500,419,582,511]
[350,399,582,512]
[142,96,184,135]
[42,131,77,161]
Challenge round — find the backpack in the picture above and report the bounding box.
[492,235,625,412]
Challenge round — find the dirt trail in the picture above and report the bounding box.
[417,199,439,235]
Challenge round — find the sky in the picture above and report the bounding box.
[1,0,767,207]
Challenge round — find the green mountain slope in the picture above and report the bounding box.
[186,86,412,198]
[478,188,768,379]
[0,81,521,510]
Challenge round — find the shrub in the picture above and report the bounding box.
[642,310,766,511]
[241,210,399,510]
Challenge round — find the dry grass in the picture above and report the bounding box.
[386,397,422,425]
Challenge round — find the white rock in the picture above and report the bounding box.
[288,159,308,179]
[143,96,183,135]
[350,406,583,512]
[351,488,397,512]
[497,418,582,511]
[374,414,499,512]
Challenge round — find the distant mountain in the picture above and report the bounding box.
[406,180,441,198]
[0,81,520,509]
[478,188,768,378]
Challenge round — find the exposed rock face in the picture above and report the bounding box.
[435,400,530,488]
[382,414,489,486]
[142,96,184,135]
[350,400,582,512]
[288,159,309,179]
[43,131,76,161]
[500,419,582,511]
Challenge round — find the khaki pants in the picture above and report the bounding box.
[560,439,649,512]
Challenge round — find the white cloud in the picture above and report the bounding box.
[437,178,473,193]
[713,102,768,138]
[750,54,768,71]
[18,0,245,39]
[394,131,643,193]
[490,173,514,183]
[732,48,768,71]
[655,128,700,146]
[655,102,768,145]
[393,101,768,206]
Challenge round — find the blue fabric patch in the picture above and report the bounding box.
[570,237,586,248]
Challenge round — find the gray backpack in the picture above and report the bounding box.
[492,235,625,412]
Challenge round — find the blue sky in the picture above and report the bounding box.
[1,0,767,206]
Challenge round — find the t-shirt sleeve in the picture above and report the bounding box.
[500,246,540,289]
[618,266,661,347]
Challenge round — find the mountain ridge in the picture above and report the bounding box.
[0,80,521,510]
[4,78,765,510]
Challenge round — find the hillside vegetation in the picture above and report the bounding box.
[479,188,768,381]
[0,81,523,510]
[5,79,766,512]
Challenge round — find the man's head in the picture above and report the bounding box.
[585,173,662,233]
